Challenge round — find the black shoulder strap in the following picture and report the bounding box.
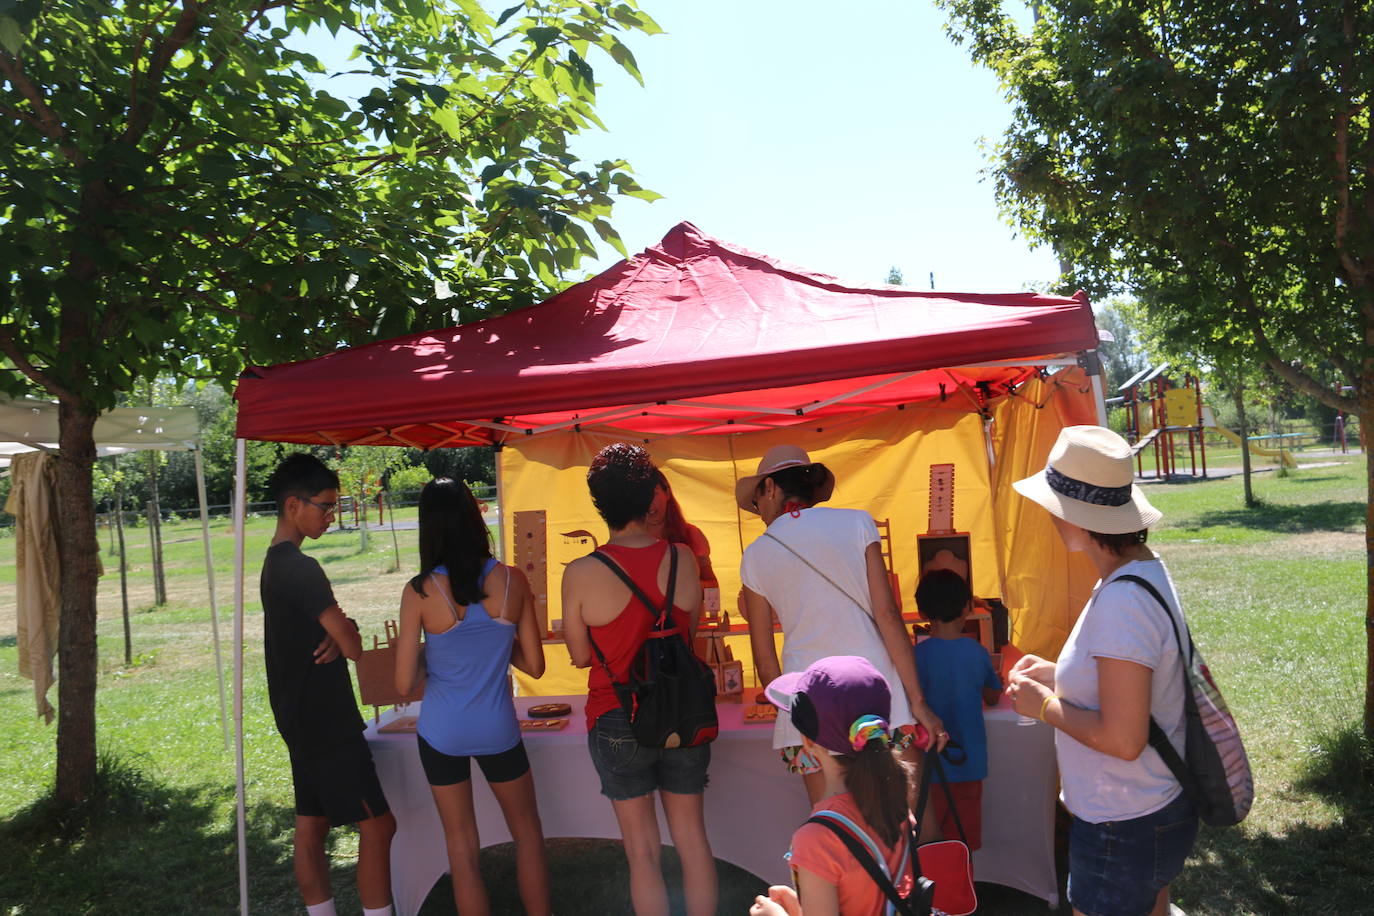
[584,546,680,720]
[803,817,921,916]
[914,745,970,846]
[587,545,678,622]
[1109,574,1199,801]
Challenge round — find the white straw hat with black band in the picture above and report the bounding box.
[1011,426,1162,535]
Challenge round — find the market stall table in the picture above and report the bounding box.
[366,694,1058,916]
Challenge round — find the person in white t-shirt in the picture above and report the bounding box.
[1006,426,1198,916]
[736,445,946,812]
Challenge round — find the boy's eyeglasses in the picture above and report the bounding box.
[303,497,338,515]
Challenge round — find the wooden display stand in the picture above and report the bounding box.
[697,619,744,702]
[874,518,901,611]
[514,510,549,636]
[355,620,424,723]
[914,463,994,654]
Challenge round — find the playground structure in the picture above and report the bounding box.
[1116,364,1298,478]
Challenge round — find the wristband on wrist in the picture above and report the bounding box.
[1038,693,1055,722]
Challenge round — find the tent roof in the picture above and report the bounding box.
[234,222,1099,447]
[0,395,200,467]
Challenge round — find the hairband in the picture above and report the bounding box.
[848,714,891,752]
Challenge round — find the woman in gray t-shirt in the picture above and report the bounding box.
[1006,426,1198,916]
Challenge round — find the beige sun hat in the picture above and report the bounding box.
[735,444,836,513]
[1011,425,1162,534]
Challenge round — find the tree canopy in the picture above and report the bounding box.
[939,0,1370,413]
[1,0,660,801]
[1,0,660,404]
[939,0,1374,733]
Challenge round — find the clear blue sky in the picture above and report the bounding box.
[301,1,1056,292]
[568,0,1059,291]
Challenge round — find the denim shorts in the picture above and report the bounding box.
[1068,792,1198,916]
[587,708,711,801]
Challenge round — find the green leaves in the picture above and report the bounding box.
[1,0,662,413]
[0,14,23,54]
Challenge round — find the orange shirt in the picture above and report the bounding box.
[790,792,914,916]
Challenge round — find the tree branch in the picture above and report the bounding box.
[122,0,207,145]
[149,0,291,159]
[128,0,182,116]
[1332,1,1366,288]
[0,325,75,401]
[1243,298,1359,412]
[0,53,81,162]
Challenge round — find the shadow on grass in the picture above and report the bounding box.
[0,635,16,648]
[416,837,768,915]
[1187,500,1365,534]
[0,751,315,915]
[1173,722,1374,914]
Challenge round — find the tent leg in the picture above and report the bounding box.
[232,439,249,915]
[1081,349,1110,426]
[195,445,230,750]
[981,414,1011,606]
[494,445,507,563]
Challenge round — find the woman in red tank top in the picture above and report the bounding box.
[561,444,716,916]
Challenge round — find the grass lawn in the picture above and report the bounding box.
[1,454,1370,914]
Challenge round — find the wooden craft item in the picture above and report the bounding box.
[519,718,569,730]
[356,620,424,714]
[377,715,418,734]
[744,703,777,722]
[527,702,572,718]
[928,463,955,534]
[514,510,549,636]
[717,659,744,700]
[874,518,901,611]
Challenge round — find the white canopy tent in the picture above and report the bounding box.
[0,395,229,745]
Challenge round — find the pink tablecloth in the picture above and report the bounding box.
[366,694,1058,915]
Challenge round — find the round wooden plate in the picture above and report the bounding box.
[527,702,572,718]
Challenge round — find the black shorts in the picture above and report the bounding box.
[417,734,531,786]
[288,733,390,826]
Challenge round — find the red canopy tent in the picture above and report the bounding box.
[227,222,1105,913]
[234,222,1101,446]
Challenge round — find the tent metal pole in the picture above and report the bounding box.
[232,438,249,915]
[194,444,230,749]
[1080,350,1110,426]
[494,444,507,562]
[981,415,1011,607]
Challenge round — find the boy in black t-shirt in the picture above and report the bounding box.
[262,454,395,916]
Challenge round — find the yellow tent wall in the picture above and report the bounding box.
[988,369,1102,659]
[503,369,1102,696]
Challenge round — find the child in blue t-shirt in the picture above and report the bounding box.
[913,568,1002,850]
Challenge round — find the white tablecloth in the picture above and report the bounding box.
[366,695,1058,916]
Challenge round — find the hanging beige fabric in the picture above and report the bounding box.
[5,450,61,723]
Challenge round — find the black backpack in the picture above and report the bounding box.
[586,546,719,748]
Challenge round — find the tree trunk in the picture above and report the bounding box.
[1234,381,1256,507]
[387,491,401,573]
[55,400,100,804]
[116,474,131,667]
[1365,387,1374,742]
[146,450,166,605]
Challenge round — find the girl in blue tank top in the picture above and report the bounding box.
[394,478,550,916]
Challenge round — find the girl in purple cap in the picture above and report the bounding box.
[751,655,930,916]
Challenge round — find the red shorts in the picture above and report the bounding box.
[930,779,983,851]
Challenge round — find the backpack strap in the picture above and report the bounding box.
[584,546,680,720]
[914,743,971,846]
[1108,574,1200,803]
[804,813,924,916]
[587,545,678,623]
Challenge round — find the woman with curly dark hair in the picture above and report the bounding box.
[561,443,716,916]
